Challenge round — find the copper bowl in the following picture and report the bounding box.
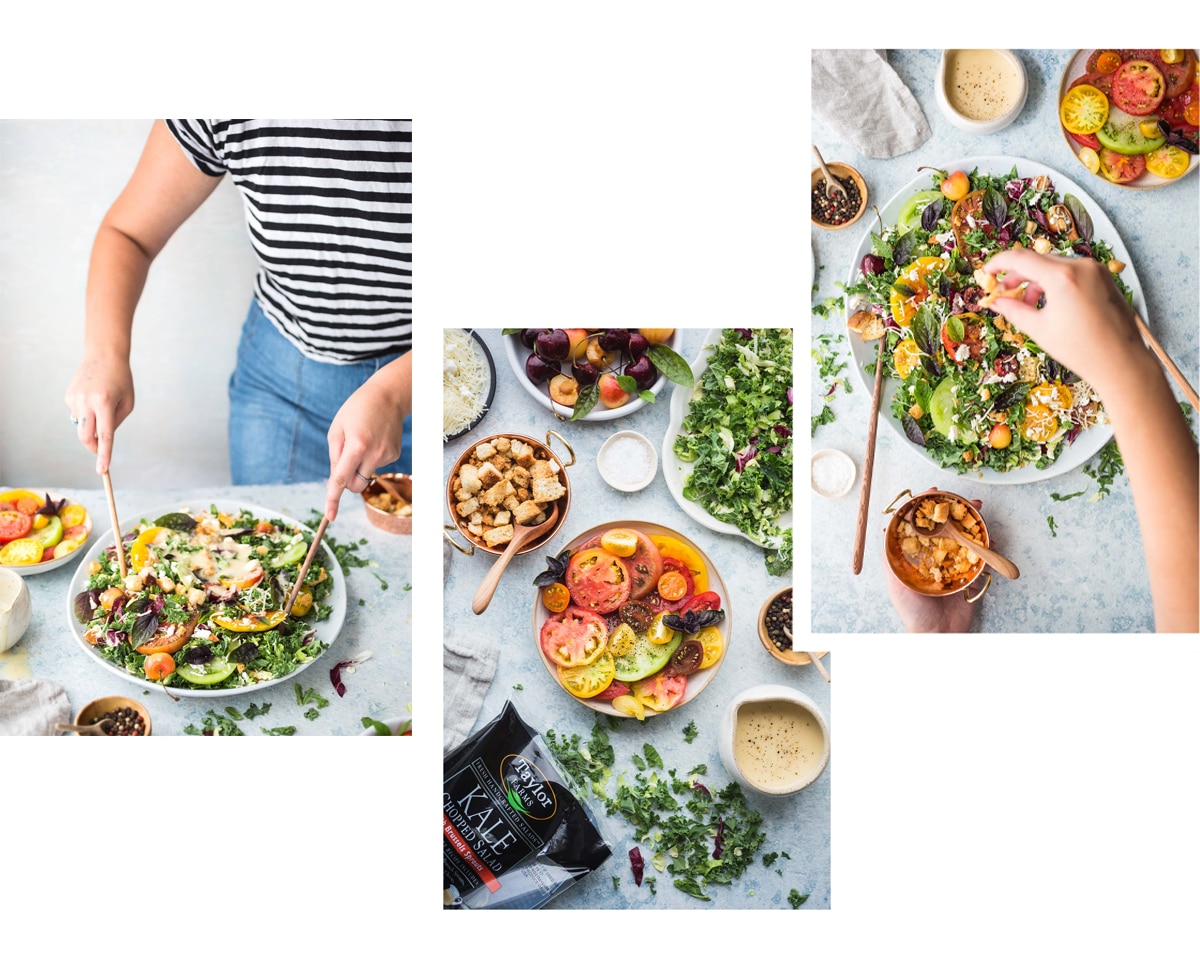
[74,695,152,736]
[444,429,574,556]
[884,488,991,600]
[362,473,412,534]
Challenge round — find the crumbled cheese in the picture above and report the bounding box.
[443,329,490,440]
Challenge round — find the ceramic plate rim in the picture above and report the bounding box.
[502,329,679,421]
[662,329,795,540]
[64,500,346,698]
[444,329,497,443]
[531,520,730,717]
[0,487,94,576]
[846,155,1131,485]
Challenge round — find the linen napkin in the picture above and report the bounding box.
[0,678,71,735]
[443,540,499,752]
[812,49,931,158]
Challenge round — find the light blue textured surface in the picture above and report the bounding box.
[1,482,412,734]
[443,327,826,910]
[811,48,1198,634]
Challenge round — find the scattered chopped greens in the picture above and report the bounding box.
[1083,440,1125,501]
[682,720,699,744]
[1050,489,1088,502]
[672,328,793,574]
[512,683,524,690]
[763,852,780,868]
[304,707,321,721]
[225,706,244,720]
[243,702,271,720]
[811,294,843,319]
[612,876,620,891]
[1047,515,1058,537]
[789,889,809,909]
[372,572,388,590]
[295,683,329,708]
[183,710,244,736]
[261,726,296,736]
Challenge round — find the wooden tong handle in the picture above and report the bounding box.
[285,515,329,615]
[852,338,886,574]
[101,471,127,578]
[1134,312,1199,409]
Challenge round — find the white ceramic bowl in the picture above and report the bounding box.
[0,567,32,652]
[718,684,830,797]
[936,49,1027,134]
[596,430,657,492]
[810,448,856,499]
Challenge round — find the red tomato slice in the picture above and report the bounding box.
[631,673,687,713]
[1161,50,1196,98]
[540,606,609,667]
[1111,60,1167,116]
[1068,129,1103,150]
[41,547,56,563]
[591,678,631,701]
[1071,71,1114,99]
[621,530,664,600]
[680,591,722,614]
[1100,149,1147,183]
[566,548,633,614]
[1160,80,1200,131]
[0,511,33,543]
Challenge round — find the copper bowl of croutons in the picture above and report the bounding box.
[362,473,413,534]
[884,488,992,600]
[444,430,575,555]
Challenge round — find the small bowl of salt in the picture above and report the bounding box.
[811,448,856,498]
[597,430,657,492]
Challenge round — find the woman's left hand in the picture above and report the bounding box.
[324,354,413,520]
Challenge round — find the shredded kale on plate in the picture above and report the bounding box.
[673,329,793,574]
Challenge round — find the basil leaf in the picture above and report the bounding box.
[982,186,1008,229]
[570,382,599,420]
[945,315,964,343]
[360,716,393,736]
[901,413,927,447]
[920,198,942,232]
[647,344,694,387]
[991,380,1031,410]
[892,282,917,298]
[500,328,523,335]
[892,230,918,267]
[153,512,196,532]
[1064,194,1093,242]
[130,611,159,648]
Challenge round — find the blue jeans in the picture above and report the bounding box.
[228,300,412,484]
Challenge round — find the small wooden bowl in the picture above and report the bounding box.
[362,473,413,535]
[811,162,867,230]
[758,586,821,666]
[74,695,152,736]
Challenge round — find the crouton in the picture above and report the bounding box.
[483,525,514,548]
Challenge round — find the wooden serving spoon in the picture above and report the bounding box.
[284,515,330,616]
[918,512,1020,580]
[472,504,560,615]
[55,719,113,735]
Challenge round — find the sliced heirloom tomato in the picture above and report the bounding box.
[135,615,201,655]
[680,591,722,614]
[557,653,616,699]
[128,526,170,572]
[889,256,945,326]
[1111,59,1167,116]
[1160,50,1196,98]
[176,657,236,686]
[693,626,725,670]
[0,510,33,544]
[1099,149,1147,184]
[664,639,704,677]
[565,547,633,614]
[621,530,664,600]
[592,678,631,702]
[539,606,608,667]
[649,535,708,594]
[632,673,687,713]
[1060,83,1110,134]
[941,313,985,365]
[0,539,44,566]
[211,609,287,632]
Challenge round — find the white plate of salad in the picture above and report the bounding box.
[844,156,1139,485]
[662,328,794,574]
[67,501,346,698]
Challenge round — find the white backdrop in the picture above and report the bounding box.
[0,119,258,488]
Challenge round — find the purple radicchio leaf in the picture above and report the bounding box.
[734,445,757,472]
[713,816,726,860]
[774,425,791,438]
[1004,177,1030,202]
[733,328,752,338]
[330,652,373,697]
[693,781,711,798]
[101,630,125,647]
[786,387,793,406]
[629,846,645,886]
[73,590,101,625]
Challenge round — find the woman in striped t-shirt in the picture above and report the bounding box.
[64,119,411,520]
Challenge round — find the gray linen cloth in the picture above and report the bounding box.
[812,49,931,158]
[442,540,499,752]
[0,678,71,735]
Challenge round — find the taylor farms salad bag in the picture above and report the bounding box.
[443,701,612,909]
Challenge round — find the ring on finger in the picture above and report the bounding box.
[354,469,371,483]
[70,414,85,426]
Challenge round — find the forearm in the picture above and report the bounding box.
[82,222,153,362]
[373,351,414,422]
[1099,348,1200,632]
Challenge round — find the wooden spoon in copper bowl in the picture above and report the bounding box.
[471,503,560,615]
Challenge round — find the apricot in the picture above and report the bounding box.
[548,373,580,407]
[598,373,630,409]
[637,328,674,345]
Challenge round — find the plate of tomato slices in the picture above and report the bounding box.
[1059,49,1198,189]
[0,488,93,575]
[532,521,730,718]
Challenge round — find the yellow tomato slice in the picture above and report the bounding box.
[1145,144,1191,179]
[694,626,724,669]
[1060,84,1109,135]
[649,535,708,594]
[1021,403,1060,443]
[647,612,677,645]
[893,339,923,378]
[608,623,638,656]
[58,503,89,529]
[1078,146,1101,175]
[557,653,616,699]
[0,538,46,565]
[1160,49,1185,65]
[612,694,647,720]
[129,525,170,573]
[1030,381,1073,411]
[599,528,640,557]
[211,610,287,632]
[888,257,944,327]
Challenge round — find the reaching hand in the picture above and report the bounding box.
[64,354,135,474]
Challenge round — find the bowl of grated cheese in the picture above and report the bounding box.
[444,329,496,442]
[597,430,657,492]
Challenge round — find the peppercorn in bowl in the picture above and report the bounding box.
[811,162,867,230]
[74,695,152,736]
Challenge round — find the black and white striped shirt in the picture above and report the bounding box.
[166,119,411,363]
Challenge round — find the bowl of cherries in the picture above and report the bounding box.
[503,328,691,421]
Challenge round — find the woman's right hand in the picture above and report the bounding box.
[983,248,1149,393]
[64,352,134,474]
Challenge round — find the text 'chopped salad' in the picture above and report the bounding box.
[73,506,335,691]
[845,165,1128,474]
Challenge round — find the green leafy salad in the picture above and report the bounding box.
[73,506,336,691]
[672,328,793,575]
[844,165,1128,474]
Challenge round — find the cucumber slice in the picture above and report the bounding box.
[176,657,236,686]
[929,378,956,436]
[1096,106,1166,156]
[896,190,945,234]
[612,629,682,683]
